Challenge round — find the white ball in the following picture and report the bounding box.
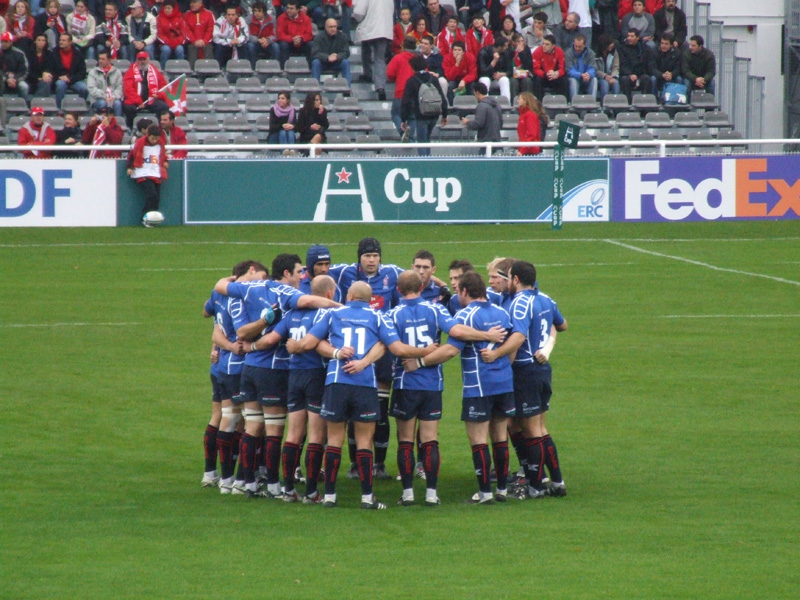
[143,211,165,226]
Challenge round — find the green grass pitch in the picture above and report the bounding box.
[1,221,798,599]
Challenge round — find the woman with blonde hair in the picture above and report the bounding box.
[516,91,547,156]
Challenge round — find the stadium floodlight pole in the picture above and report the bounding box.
[552,120,581,230]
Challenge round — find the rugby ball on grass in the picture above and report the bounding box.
[143,211,165,226]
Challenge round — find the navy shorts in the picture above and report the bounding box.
[287,368,326,414]
[390,388,443,421]
[211,374,222,403]
[214,372,242,402]
[513,363,552,417]
[461,392,516,422]
[374,353,393,385]
[320,383,379,423]
[239,365,289,408]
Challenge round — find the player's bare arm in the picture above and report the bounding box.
[343,341,386,374]
[450,324,507,344]
[212,325,244,355]
[402,343,460,372]
[286,333,322,354]
[316,339,355,361]
[480,331,526,364]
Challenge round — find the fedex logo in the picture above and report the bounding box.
[619,158,800,221]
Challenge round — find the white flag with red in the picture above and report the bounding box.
[160,74,187,116]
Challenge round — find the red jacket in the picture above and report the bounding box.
[442,50,477,84]
[619,0,663,17]
[465,26,493,57]
[123,64,168,107]
[128,135,168,180]
[6,15,36,41]
[517,106,541,155]
[436,28,464,56]
[392,21,413,55]
[276,12,312,44]
[159,125,188,159]
[386,50,414,99]
[18,121,56,159]
[184,7,215,44]
[532,45,565,78]
[82,117,125,158]
[157,9,186,49]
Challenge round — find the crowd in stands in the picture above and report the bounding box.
[2,0,720,155]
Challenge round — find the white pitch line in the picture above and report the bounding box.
[139,267,229,272]
[2,237,800,250]
[661,314,800,319]
[604,239,800,287]
[0,322,143,328]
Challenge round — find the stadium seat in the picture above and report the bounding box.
[61,97,89,114]
[226,59,254,82]
[554,112,580,126]
[327,132,352,145]
[44,116,65,130]
[628,129,656,155]
[495,95,512,111]
[175,116,191,131]
[583,113,612,129]
[186,132,199,145]
[0,136,10,146]
[717,129,743,142]
[265,77,293,94]
[85,58,97,70]
[345,114,372,132]
[355,134,381,152]
[690,90,718,111]
[194,59,223,80]
[542,94,568,118]
[245,95,274,115]
[501,113,518,130]
[234,134,260,145]
[223,114,253,132]
[185,77,203,93]
[236,77,264,95]
[165,59,192,78]
[5,97,30,115]
[571,94,599,115]
[452,94,478,114]
[602,94,630,114]
[284,56,311,76]
[203,76,233,95]
[615,111,644,129]
[674,111,703,128]
[7,115,28,135]
[212,97,241,113]
[202,132,231,144]
[703,111,732,129]
[333,95,362,113]
[326,114,343,131]
[596,130,622,154]
[111,59,130,72]
[632,94,659,112]
[186,94,212,113]
[323,77,351,95]
[545,128,558,141]
[29,97,58,114]
[644,111,672,128]
[193,114,222,132]
[294,77,323,94]
[255,59,282,82]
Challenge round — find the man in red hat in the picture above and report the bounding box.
[18,106,57,159]
[1,31,30,99]
[122,50,168,130]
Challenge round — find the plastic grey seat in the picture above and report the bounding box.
[264,76,293,94]
[616,111,644,129]
[193,114,222,132]
[284,56,310,75]
[7,115,28,134]
[326,114,343,131]
[234,134,260,145]
[174,116,191,131]
[44,116,65,130]
[255,59,282,81]
[5,96,31,115]
[596,130,621,142]
[165,59,192,78]
[628,130,655,142]
[674,111,703,128]
[62,97,89,114]
[356,133,381,146]
[583,113,612,129]
[111,59,130,72]
[85,58,97,70]
[323,77,351,94]
[212,97,241,113]
[545,128,558,141]
[554,112,580,126]
[194,59,222,79]
[294,77,322,94]
[542,94,568,116]
[255,115,271,131]
[236,77,264,94]
[632,94,659,112]
[185,77,203,93]
[345,114,372,132]
[226,59,254,80]
[603,93,630,114]
[223,114,253,132]
[333,95,362,113]
[203,76,232,95]
[327,132,352,145]
[571,94,599,113]
[494,95,511,111]
[202,132,231,144]
[690,91,717,110]
[187,94,212,113]
[644,111,672,128]
[501,113,519,130]
[185,131,199,145]
[703,110,732,128]
[452,94,478,114]
[29,97,58,114]
[717,129,743,142]
[245,95,273,114]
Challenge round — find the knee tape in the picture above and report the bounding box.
[263,413,287,427]
[244,409,263,423]
[221,407,242,432]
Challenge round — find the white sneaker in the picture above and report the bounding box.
[283,489,301,503]
[201,473,220,488]
[219,477,235,494]
[231,480,247,495]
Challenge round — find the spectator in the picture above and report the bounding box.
[387,35,417,138]
[508,32,534,100]
[417,33,447,96]
[7,1,36,55]
[564,33,596,100]
[456,1,485,31]
[531,33,567,100]
[130,116,153,146]
[552,10,578,51]
[268,90,296,147]
[127,123,168,226]
[158,109,187,158]
[183,0,212,67]
[595,32,620,100]
[246,1,278,68]
[653,0,686,48]
[213,6,248,67]
[122,50,169,130]
[83,107,124,157]
[322,0,352,42]
[436,15,463,56]
[34,0,67,51]
[411,15,429,46]
[310,17,350,84]
[465,12,493,58]
[522,11,551,50]
[298,0,324,30]
[18,105,57,158]
[567,0,592,48]
[529,0,563,29]
[127,1,157,61]
[54,111,84,157]
[156,0,185,69]
[618,27,653,100]
[87,48,123,115]
[95,1,129,61]
[497,15,517,46]
[25,32,57,99]
[477,38,511,103]
[442,38,476,104]
[392,7,413,55]
[461,80,502,142]
[1,31,30,99]
[516,91,546,155]
[422,0,454,37]
[53,32,89,109]
[296,91,328,149]
[352,0,393,101]
[620,0,655,49]
[400,53,447,156]
[595,0,619,39]
[650,32,682,99]
[683,34,715,95]
[66,0,96,60]
[276,0,312,68]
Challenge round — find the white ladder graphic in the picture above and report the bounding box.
[313,164,375,222]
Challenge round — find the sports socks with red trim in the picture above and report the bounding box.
[471,443,492,494]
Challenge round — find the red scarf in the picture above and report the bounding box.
[47,14,66,35]
[13,15,28,36]
[70,12,89,36]
[105,18,122,58]
[133,64,160,101]
[90,124,106,159]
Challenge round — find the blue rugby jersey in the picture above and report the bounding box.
[226,280,303,369]
[205,291,247,377]
[272,307,329,370]
[307,300,401,388]
[336,263,404,313]
[509,289,565,366]
[487,288,514,313]
[387,297,456,391]
[419,279,442,304]
[447,300,514,398]
[299,263,347,303]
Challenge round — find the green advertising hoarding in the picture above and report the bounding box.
[184,157,608,224]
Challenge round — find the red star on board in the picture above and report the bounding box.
[335,168,352,184]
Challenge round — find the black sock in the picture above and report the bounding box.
[471,443,491,494]
[281,442,299,492]
[356,449,374,496]
[420,441,439,491]
[235,434,245,481]
[492,441,509,490]
[255,434,265,472]
[525,437,544,490]
[374,392,390,465]
[217,430,234,479]
[397,441,415,490]
[305,443,324,496]
[416,426,422,459]
[510,431,526,474]
[295,435,306,474]
[241,433,257,484]
[542,434,563,482]
[324,446,342,496]
[347,421,357,464]
[265,435,282,485]
[204,425,218,473]
[232,431,242,463]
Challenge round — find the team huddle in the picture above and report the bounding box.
[201,237,567,509]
